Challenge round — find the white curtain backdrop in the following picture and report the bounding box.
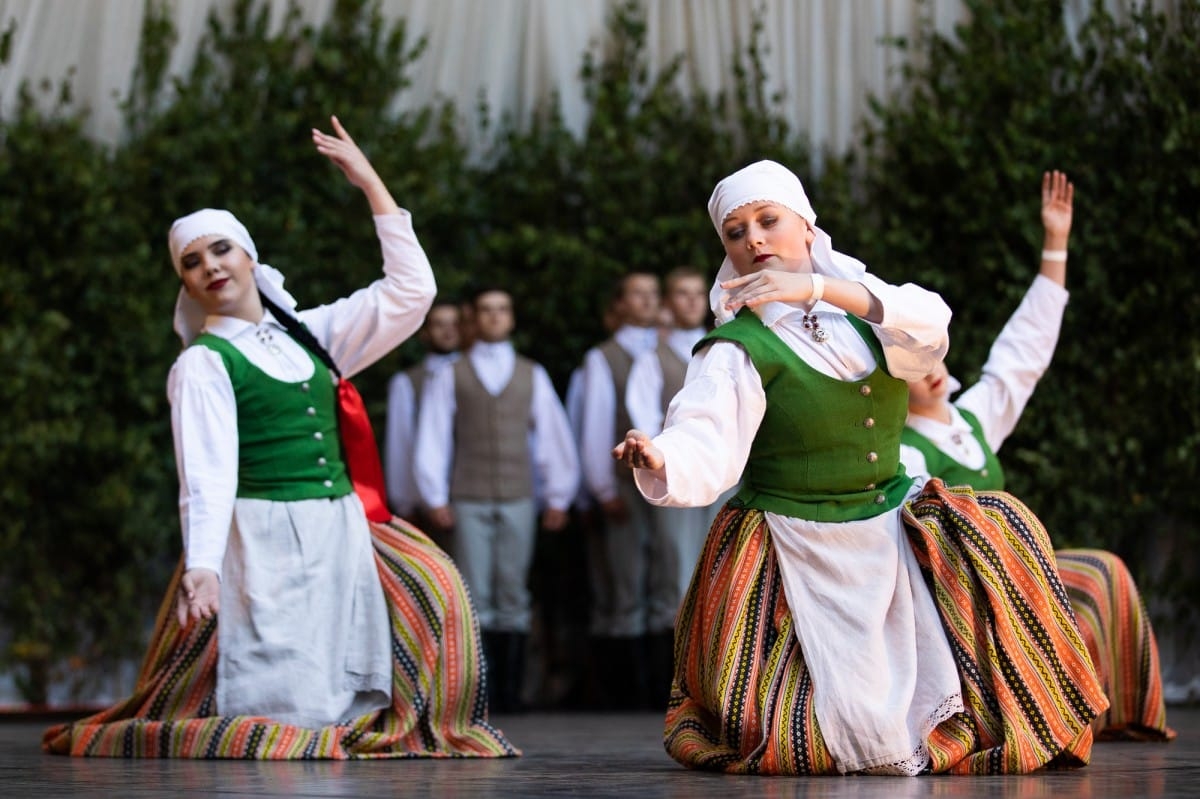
[0,1,1165,158]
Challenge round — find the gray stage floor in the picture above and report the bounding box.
[3,708,1196,798]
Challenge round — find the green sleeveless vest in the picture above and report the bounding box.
[191,332,353,501]
[698,310,913,522]
[900,407,1006,490]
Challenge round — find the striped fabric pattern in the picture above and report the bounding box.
[663,479,1107,775]
[1055,548,1175,741]
[43,518,518,759]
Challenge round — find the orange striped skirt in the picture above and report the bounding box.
[43,517,518,759]
[663,479,1108,775]
[1056,548,1174,741]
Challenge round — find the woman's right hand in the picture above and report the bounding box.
[612,429,665,471]
[312,115,401,216]
[176,568,220,627]
[720,269,820,313]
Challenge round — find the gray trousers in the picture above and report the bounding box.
[451,497,538,632]
[603,479,667,636]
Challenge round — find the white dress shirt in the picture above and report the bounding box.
[385,351,459,514]
[412,340,580,511]
[900,274,1068,478]
[167,213,436,575]
[626,326,707,436]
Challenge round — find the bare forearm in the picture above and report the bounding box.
[823,276,884,323]
[1039,229,1068,286]
[360,173,401,217]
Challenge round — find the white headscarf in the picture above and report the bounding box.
[168,208,298,346]
[706,160,868,324]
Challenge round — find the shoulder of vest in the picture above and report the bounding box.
[697,311,761,349]
[190,333,239,365]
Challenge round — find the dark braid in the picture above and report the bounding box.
[258,292,341,377]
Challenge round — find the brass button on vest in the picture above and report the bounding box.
[863,417,875,428]
[860,385,872,396]
[866,451,878,463]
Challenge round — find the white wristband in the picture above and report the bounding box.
[1041,249,1068,262]
[809,273,825,304]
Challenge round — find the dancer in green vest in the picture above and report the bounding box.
[44,117,515,759]
[613,159,1106,775]
[901,170,1173,742]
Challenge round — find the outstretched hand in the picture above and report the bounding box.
[612,429,665,471]
[1042,170,1074,239]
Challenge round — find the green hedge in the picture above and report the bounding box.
[1,0,1195,701]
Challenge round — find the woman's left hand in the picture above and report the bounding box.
[721,270,820,313]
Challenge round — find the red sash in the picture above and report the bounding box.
[336,378,392,523]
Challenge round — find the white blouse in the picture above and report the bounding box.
[625,326,708,436]
[167,212,436,576]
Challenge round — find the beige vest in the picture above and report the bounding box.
[656,339,687,415]
[450,355,535,501]
[599,339,636,483]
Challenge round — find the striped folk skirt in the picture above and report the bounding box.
[1055,549,1175,741]
[663,479,1108,775]
[43,517,518,759]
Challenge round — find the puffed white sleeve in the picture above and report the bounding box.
[299,212,437,378]
[578,348,620,504]
[384,372,416,514]
[530,365,581,512]
[955,275,1069,452]
[858,273,952,381]
[412,364,456,509]
[633,341,765,508]
[168,347,239,578]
